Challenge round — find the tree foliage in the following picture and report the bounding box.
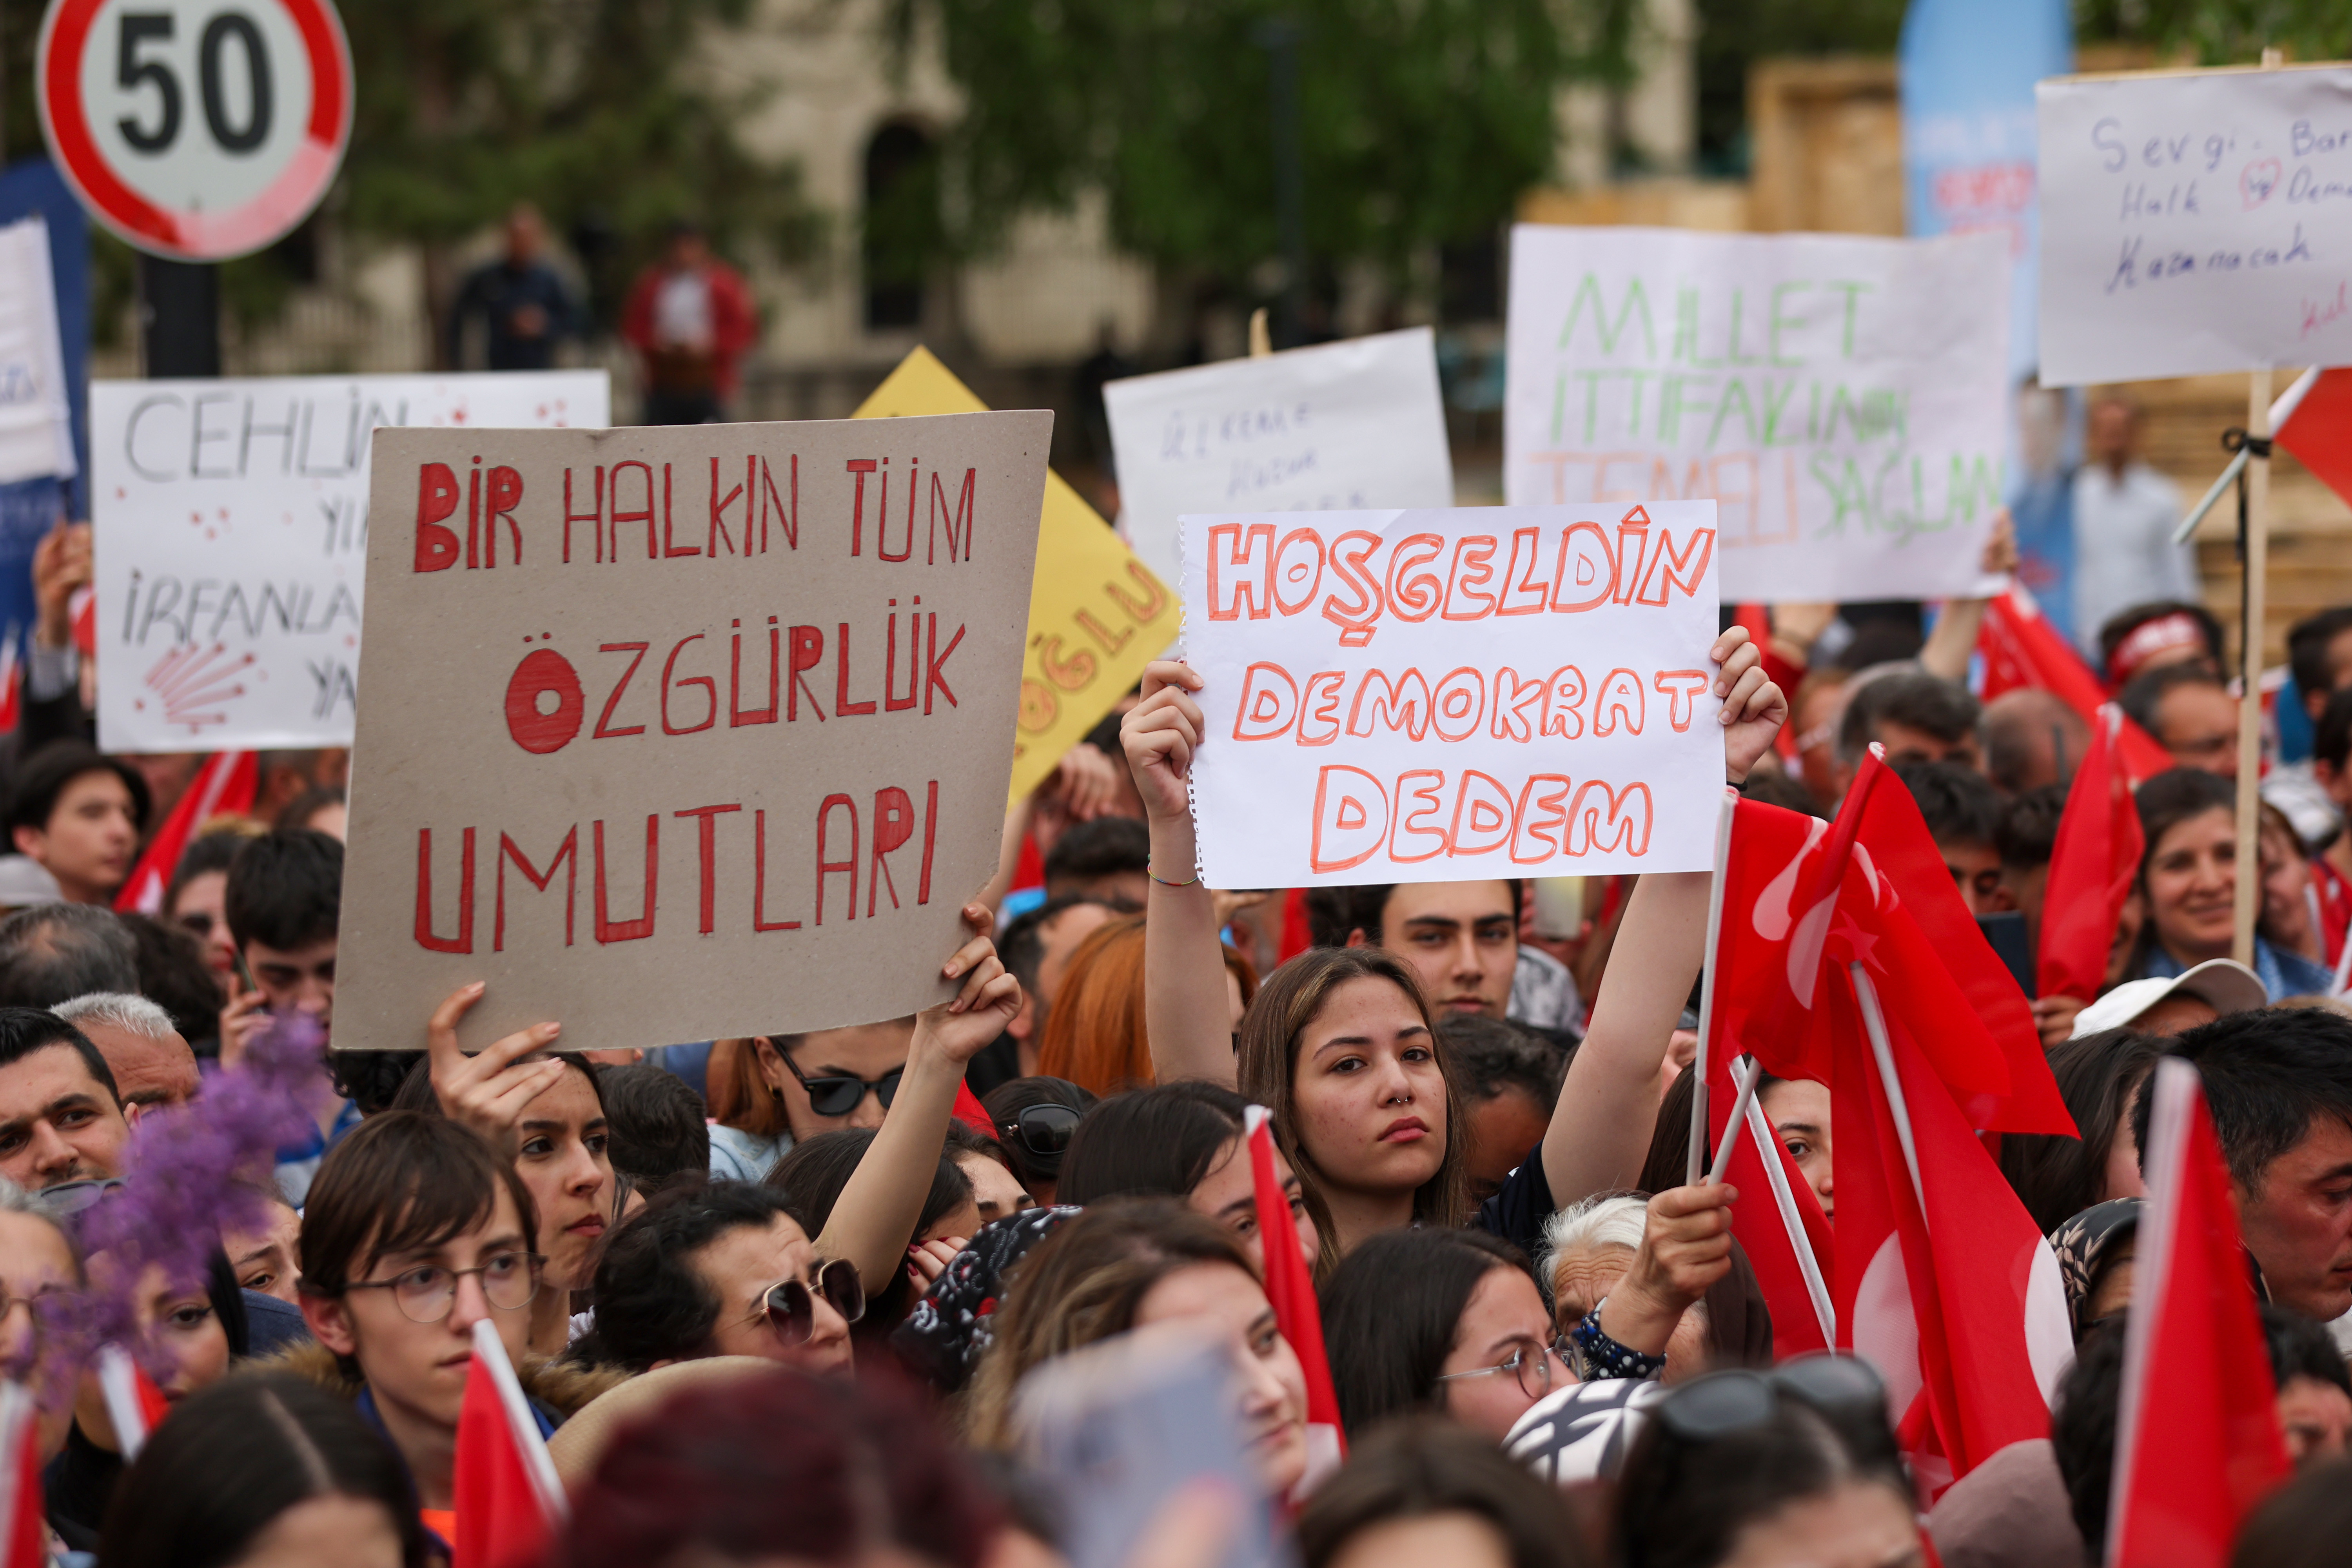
[2078,0,2352,64]
[895,0,1639,292]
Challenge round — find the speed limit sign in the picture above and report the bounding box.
[35,0,352,261]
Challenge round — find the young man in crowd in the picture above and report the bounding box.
[1893,759,2010,917]
[0,1007,128,1192]
[1438,1014,1566,1203]
[979,893,1114,1085]
[0,904,140,1008]
[53,992,198,1116]
[1305,878,1581,1035]
[221,828,343,1056]
[2134,1008,2352,1321]
[2119,662,2238,778]
[1833,671,1981,796]
[3,743,147,906]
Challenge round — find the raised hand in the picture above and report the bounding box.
[1597,1181,1738,1356]
[1710,625,1788,784]
[425,982,564,1157]
[1122,660,1205,823]
[915,904,1022,1066]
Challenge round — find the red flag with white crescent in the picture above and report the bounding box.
[452,1318,567,1568]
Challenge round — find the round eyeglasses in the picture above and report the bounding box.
[343,1252,544,1324]
[1434,1341,1556,1402]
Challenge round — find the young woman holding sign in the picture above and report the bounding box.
[1120,625,1784,1270]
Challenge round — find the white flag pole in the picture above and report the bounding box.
[1688,787,1736,1186]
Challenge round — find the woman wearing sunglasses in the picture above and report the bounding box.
[1613,1357,1920,1568]
[981,1075,1096,1207]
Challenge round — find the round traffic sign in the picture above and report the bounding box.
[35,0,352,261]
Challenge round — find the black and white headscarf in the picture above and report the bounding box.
[1505,1377,1674,1486]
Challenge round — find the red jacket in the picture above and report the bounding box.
[620,261,760,400]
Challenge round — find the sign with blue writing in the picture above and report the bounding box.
[2038,64,2352,384]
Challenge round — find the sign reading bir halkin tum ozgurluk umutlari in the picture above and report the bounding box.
[335,412,1051,1054]
[1179,501,1723,889]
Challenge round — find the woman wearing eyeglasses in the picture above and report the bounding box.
[279,1112,622,1550]
[1318,1229,1563,1443]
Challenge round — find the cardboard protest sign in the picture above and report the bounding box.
[2037,65,2352,384]
[1504,225,2009,604]
[1180,502,1722,887]
[851,348,1178,806]
[1105,328,1455,590]
[335,413,1051,1052]
[92,372,609,753]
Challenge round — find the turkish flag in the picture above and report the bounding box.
[1703,1049,1835,1357]
[1977,588,2173,780]
[2105,1060,2291,1568]
[453,1319,568,1568]
[2038,706,2145,1005]
[115,750,258,916]
[95,1343,171,1458]
[1706,753,2073,1136]
[2274,367,2352,515]
[0,637,20,735]
[1245,1106,1344,1488]
[1830,969,2075,1499]
[0,1383,43,1568]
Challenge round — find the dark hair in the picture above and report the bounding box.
[98,1373,428,1568]
[389,1048,603,1122]
[2287,606,2352,703]
[2119,661,2228,739]
[1040,817,1149,903]
[2051,1319,2126,1559]
[979,1075,1097,1192]
[599,1063,711,1194]
[204,1245,252,1359]
[1891,757,2002,849]
[4,741,149,838]
[1737,768,1826,818]
[995,895,1110,992]
[1980,689,2090,796]
[1302,882,1524,947]
[119,913,226,1046]
[1995,784,2068,872]
[1239,946,1470,1266]
[577,1180,809,1372]
[0,904,139,1007]
[1640,1070,1698,1197]
[165,828,258,915]
[298,1111,538,1298]
[1297,1419,1591,1568]
[2263,1301,2352,1397]
[550,1368,999,1568]
[2232,1455,2352,1568]
[2129,768,2237,975]
[2316,684,2352,773]
[274,784,346,834]
[225,829,343,952]
[2130,1007,2352,1191]
[2100,599,2226,677]
[1998,1029,2163,1234]
[328,1051,425,1116]
[1838,671,1977,765]
[1058,1080,1250,1206]
[1615,1370,1912,1568]
[0,1006,117,1104]
[1438,1014,1564,1107]
[768,1127,972,1332]
[942,1118,1014,1177]
[1318,1228,1537,1438]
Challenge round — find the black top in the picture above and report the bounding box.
[1475,1140,1554,1256]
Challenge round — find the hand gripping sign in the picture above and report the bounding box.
[335,413,1051,1053]
[1180,502,1722,887]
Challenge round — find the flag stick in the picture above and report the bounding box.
[1705,1055,1760,1185]
[1849,965,1926,1212]
[1742,1087,1837,1347]
[2169,365,2318,546]
[1688,787,1736,1186]
[2233,365,2274,967]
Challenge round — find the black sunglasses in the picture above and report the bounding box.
[997,1103,1082,1165]
[779,1050,902,1118]
[760,1258,866,1343]
[1655,1354,1889,1445]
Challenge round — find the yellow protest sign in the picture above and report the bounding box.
[853,348,1178,805]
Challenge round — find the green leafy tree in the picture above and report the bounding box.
[892,0,1638,309]
[2077,0,2352,62]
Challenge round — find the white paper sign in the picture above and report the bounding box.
[94,372,609,753]
[1105,328,1455,590]
[1504,225,2010,604]
[2037,65,2352,384]
[0,217,76,485]
[1179,502,1722,887]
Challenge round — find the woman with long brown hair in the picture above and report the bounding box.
[1121,628,1784,1264]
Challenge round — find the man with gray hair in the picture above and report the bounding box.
[54,991,197,1116]
[0,904,138,1008]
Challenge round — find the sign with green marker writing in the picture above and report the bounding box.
[1504,225,2011,603]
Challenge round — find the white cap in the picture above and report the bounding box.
[2069,958,2268,1040]
[0,855,61,910]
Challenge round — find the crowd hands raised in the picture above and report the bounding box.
[4,535,2352,1568]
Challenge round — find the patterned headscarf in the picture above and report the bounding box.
[2051,1197,2143,1338]
[891,1205,1081,1392]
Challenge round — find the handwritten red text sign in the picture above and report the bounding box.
[336,414,1051,1052]
[1180,502,1721,887]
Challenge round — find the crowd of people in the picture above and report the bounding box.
[2,487,2351,1568]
